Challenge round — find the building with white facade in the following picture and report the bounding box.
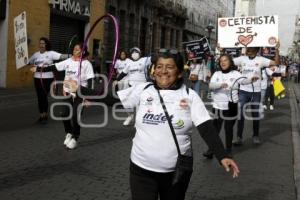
[183,0,236,48]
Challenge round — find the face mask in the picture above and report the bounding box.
[73,50,81,57]
[131,52,140,60]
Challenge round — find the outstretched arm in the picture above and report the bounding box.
[197,120,240,178]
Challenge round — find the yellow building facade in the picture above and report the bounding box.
[0,0,106,88]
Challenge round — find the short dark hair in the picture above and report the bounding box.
[152,49,184,73]
[39,37,51,51]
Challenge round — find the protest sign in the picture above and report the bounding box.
[223,48,242,58]
[14,11,28,69]
[260,47,276,59]
[183,37,210,60]
[218,15,278,48]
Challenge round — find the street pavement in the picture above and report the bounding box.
[0,82,298,200]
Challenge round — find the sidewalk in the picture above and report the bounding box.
[288,82,300,200]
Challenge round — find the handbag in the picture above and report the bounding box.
[189,74,198,82]
[157,89,193,185]
[273,79,285,97]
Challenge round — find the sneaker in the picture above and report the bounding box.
[278,96,281,99]
[232,137,243,146]
[63,133,72,146]
[281,94,285,98]
[252,136,261,144]
[263,105,267,110]
[66,138,78,149]
[270,105,274,110]
[202,149,213,159]
[123,114,134,126]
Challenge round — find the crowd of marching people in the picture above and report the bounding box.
[27,33,293,200]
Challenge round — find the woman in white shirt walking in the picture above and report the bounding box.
[203,54,258,158]
[64,49,240,200]
[28,37,62,123]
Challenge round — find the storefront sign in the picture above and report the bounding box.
[48,0,90,16]
[183,37,211,60]
[218,15,278,48]
[14,11,28,69]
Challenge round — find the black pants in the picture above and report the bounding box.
[61,97,83,140]
[212,102,237,150]
[34,78,53,114]
[265,85,274,106]
[130,161,191,200]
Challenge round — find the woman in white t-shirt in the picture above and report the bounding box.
[203,54,257,158]
[64,49,240,200]
[31,43,95,149]
[114,50,129,90]
[118,50,239,200]
[115,47,152,126]
[28,37,62,123]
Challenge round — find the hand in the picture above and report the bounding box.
[251,76,259,82]
[63,79,78,93]
[275,40,280,50]
[221,158,240,178]
[30,66,37,73]
[221,83,228,88]
[112,80,118,88]
[83,99,91,108]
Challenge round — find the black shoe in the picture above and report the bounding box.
[202,150,214,159]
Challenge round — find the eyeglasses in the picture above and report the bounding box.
[158,48,178,55]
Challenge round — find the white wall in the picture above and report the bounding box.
[0,0,8,88]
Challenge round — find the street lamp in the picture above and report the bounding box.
[205,22,215,44]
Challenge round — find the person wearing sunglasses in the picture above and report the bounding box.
[64,49,240,200]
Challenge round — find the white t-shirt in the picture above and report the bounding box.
[28,51,62,79]
[122,57,151,86]
[261,68,273,90]
[55,58,95,88]
[233,56,271,92]
[115,58,129,81]
[117,83,211,172]
[210,70,242,110]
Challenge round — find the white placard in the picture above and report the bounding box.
[14,11,28,69]
[218,15,278,48]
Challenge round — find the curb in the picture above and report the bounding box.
[288,82,300,200]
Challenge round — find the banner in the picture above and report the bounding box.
[182,37,211,60]
[14,11,28,69]
[218,15,278,48]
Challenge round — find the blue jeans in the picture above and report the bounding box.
[237,90,261,138]
[192,80,201,95]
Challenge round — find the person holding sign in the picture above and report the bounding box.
[28,37,62,123]
[232,42,280,145]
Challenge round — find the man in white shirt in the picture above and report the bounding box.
[232,43,280,145]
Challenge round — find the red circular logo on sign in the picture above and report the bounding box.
[268,37,277,45]
[219,19,227,27]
